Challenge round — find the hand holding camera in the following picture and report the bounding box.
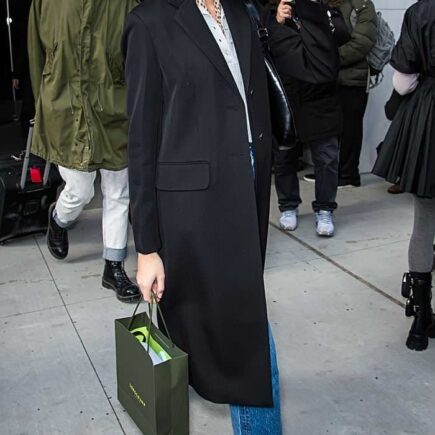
[276,0,294,24]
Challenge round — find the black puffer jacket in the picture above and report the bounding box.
[280,6,350,143]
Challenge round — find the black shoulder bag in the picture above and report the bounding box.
[243,0,297,149]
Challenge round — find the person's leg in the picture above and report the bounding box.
[230,327,282,435]
[100,168,129,261]
[273,146,301,231]
[47,166,96,260]
[310,136,338,213]
[100,168,140,303]
[338,86,368,186]
[55,166,96,227]
[273,146,302,213]
[409,197,435,273]
[403,196,435,351]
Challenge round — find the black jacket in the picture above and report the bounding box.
[270,6,348,143]
[123,0,338,406]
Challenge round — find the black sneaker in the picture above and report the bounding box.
[47,203,69,260]
[102,260,141,303]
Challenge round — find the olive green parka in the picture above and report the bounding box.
[28,0,140,171]
[331,0,377,87]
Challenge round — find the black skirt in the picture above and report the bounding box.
[373,77,435,198]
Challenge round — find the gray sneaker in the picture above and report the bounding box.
[315,210,334,237]
[279,209,298,231]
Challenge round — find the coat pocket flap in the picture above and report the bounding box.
[156,162,210,191]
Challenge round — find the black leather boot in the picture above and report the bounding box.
[102,260,141,303]
[402,272,435,351]
[47,203,69,260]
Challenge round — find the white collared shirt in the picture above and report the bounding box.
[197,2,253,143]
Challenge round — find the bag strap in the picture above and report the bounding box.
[128,292,174,349]
[243,0,270,53]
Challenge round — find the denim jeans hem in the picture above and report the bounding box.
[279,204,300,213]
[53,209,74,229]
[230,326,282,435]
[312,201,338,212]
[103,247,127,262]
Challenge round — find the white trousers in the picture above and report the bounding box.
[55,166,129,261]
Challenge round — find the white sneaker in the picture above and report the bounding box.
[315,210,334,237]
[279,210,298,231]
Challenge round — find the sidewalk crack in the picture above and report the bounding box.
[269,222,405,309]
[33,236,127,434]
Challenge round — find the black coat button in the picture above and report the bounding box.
[259,133,264,141]
[250,89,254,96]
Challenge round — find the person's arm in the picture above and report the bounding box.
[27,0,45,102]
[266,0,339,84]
[338,0,377,67]
[392,69,418,96]
[122,11,165,302]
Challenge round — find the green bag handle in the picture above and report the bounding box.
[127,292,174,351]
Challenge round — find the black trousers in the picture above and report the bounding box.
[274,136,339,212]
[338,86,369,185]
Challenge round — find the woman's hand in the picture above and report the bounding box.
[136,252,165,303]
[276,0,293,24]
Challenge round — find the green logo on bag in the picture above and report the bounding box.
[129,383,146,408]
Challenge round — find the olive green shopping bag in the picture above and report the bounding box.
[115,299,189,435]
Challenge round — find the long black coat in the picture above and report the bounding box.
[123,0,337,406]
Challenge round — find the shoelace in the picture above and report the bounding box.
[284,210,297,218]
[112,263,133,288]
[52,222,67,240]
[317,211,332,225]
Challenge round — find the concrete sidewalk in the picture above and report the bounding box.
[1,174,434,435]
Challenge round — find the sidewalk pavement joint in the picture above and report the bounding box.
[34,235,128,435]
[269,222,405,309]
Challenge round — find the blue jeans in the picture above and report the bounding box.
[230,328,282,435]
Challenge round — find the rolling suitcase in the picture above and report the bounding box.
[0,120,62,243]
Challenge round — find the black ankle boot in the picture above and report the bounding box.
[402,272,435,351]
[47,203,69,260]
[102,260,141,303]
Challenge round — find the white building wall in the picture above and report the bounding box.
[360,0,415,172]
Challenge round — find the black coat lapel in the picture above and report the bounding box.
[172,0,239,95]
[221,0,252,92]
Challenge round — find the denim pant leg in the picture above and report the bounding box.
[100,168,130,262]
[273,146,301,212]
[310,136,339,212]
[55,166,97,227]
[230,327,282,435]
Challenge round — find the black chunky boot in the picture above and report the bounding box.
[102,260,141,303]
[402,272,435,351]
[47,203,69,260]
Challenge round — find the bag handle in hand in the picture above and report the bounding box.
[128,293,174,351]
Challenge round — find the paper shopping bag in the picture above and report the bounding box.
[115,301,189,435]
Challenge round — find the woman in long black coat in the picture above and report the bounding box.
[122,0,338,431]
[373,0,435,351]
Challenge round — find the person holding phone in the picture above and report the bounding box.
[123,0,337,432]
[272,1,350,237]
